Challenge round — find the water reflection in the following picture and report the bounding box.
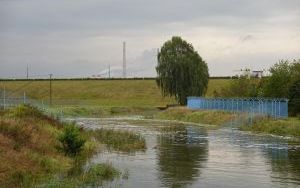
[71,118,300,188]
[265,145,300,185]
[157,126,208,188]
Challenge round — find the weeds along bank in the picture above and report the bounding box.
[156,107,300,138]
[240,117,300,138]
[0,105,145,187]
[154,107,235,129]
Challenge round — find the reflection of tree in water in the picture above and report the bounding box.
[157,126,208,188]
[266,144,300,184]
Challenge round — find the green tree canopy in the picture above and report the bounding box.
[156,36,209,105]
[263,59,300,98]
[288,79,300,116]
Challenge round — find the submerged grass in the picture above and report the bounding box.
[42,163,121,188]
[240,117,300,138]
[55,105,159,118]
[92,128,146,153]
[159,124,187,132]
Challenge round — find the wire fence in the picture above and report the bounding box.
[187,97,289,119]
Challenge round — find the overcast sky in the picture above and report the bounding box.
[0,0,299,78]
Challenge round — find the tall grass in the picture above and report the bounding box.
[240,117,300,138]
[0,106,71,187]
[0,105,123,187]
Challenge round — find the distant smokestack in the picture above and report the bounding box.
[123,41,126,78]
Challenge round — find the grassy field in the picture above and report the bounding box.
[0,79,231,107]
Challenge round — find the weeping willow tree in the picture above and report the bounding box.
[156,36,209,105]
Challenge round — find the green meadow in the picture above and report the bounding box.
[0,79,231,107]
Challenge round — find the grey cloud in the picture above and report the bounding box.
[0,0,299,78]
[1,0,299,36]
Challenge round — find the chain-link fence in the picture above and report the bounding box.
[187,97,289,119]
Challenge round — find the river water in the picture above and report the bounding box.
[73,118,300,188]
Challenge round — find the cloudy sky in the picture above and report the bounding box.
[0,0,299,78]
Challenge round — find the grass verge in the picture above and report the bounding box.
[240,117,300,138]
[154,107,235,129]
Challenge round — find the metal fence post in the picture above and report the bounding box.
[23,92,26,104]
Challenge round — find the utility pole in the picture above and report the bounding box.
[108,64,111,78]
[23,92,26,104]
[123,41,126,78]
[49,74,53,106]
[26,65,29,79]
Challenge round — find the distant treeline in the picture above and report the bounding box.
[0,76,238,81]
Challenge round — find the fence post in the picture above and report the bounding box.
[23,92,26,104]
[274,99,277,119]
[279,100,281,118]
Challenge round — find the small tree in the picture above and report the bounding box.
[156,36,209,105]
[58,124,86,156]
[263,59,300,98]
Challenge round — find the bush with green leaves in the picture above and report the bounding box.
[58,124,86,156]
[216,76,263,97]
[263,59,300,98]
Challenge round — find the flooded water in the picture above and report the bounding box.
[74,118,300,188]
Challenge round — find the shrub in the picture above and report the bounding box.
[58,124,86,156]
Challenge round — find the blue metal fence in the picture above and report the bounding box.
[187,97,288,119]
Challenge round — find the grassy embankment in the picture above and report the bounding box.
[0,105,146,187]
[0,79,230,117]
[2,79,299,137]
[0,79,228,106]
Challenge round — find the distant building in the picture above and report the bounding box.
[251,70,264,78]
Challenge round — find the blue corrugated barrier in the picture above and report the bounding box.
[187,97,288,119]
